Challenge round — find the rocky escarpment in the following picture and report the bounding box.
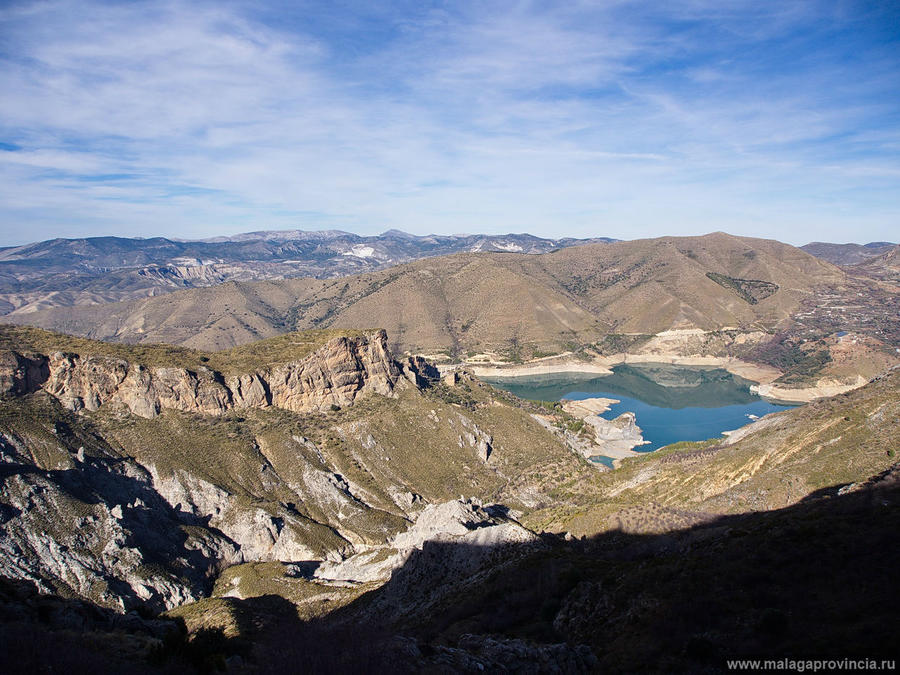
[0,327,590,623]
[0,350,48,395]
[309,499,534,585]
[0,331,418,612]
[0,330,405,418]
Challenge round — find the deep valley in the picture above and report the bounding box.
[1,312,897,671]
[6,1,900,669]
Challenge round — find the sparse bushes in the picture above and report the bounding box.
[595,334,652,355]
[565,419,585,434]
[427,382,478,410]
[705,272,779,304]
[531,347,560,359]
[750,333,832,384]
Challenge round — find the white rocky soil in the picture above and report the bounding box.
[313,499,536,584]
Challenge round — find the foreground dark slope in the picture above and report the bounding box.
[12,232,846,355]
[343,471,900,672]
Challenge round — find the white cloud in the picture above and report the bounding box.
[0,0,897,245]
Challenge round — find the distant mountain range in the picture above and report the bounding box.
[8,232,846,353]
[13,231,897,393]
[847,243,900,283]
[799,241,896,265]
[1,228,894,318]
[0,230,614,316]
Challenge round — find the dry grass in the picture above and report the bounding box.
[0,323,366,374]
[8,232,845,356]
[523,368,900,537]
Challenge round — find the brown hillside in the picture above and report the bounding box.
[11,233,845,354]
[851,244,900,283]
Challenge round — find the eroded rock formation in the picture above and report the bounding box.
[0,330,402,418]
[0,331,415,611]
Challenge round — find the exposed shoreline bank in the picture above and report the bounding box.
[466,352,778,384]
[454,353,863,404]
[751,377,867,404]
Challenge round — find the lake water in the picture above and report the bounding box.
[483,364,795,455]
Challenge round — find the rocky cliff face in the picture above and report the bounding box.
[311,499,534,585]
[0,330,417,612]
[0,327,587,621]
[0,350,48,395]
[0,330,403,418]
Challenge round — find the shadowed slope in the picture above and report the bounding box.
[8,469,893,672]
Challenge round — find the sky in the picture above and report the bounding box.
[0,0,898,246]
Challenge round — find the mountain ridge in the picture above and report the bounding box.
[800,240,896,265]
[8,232,845,354]
[0,229,615,316]
[1,321,898,669]
[0,324,595,612]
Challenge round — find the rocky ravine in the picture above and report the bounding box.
[0,330,569,616]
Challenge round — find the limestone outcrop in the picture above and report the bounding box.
[313,499,537,584]
[0,431,240,613]
[0,327,589,630]
[147,466,351,564]
[456,416,493,462]
[0,349,48,395]
[0,331,408,611]
[585,411,644,445]
[0,330,401,418]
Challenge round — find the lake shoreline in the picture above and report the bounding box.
[457,353,857,403]
[493,364,797,470]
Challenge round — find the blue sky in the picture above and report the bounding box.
[1,0,898,246]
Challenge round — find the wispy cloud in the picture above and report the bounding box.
[0,0,898,245]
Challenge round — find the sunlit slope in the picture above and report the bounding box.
[524,232,844,332]
[0,325,592,609]
[12,233,845,353]
[323,253,604,353]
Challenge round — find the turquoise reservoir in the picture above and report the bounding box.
[483,364,795,453]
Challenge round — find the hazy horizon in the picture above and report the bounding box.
[0,226,896,250]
